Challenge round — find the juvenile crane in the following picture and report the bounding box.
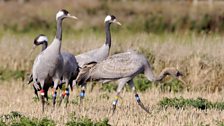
[29,34,79,107]
[32,9,77,112]
[75,51,184,113]
[75,15,121,97]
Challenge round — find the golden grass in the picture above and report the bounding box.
[1,80,224,125]
[1,32,224,91]
[1,32,224,125]
[1,1,224,125]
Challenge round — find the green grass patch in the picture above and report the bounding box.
[0,68,25,81]
[133,75,153,92]
[66,117,110,126]
[159,79,184,93]
[100,82,117,93]
[159,97,224,110]
[0,111,56,126]
[216,120,224,126]
[0,111,111,126]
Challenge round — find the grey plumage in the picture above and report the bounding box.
[32,9,77,112]
[75,51,184,113]
[29,34,79,103]
[76,51,183,83]
[61,52,79,89]
[75,15,121,67]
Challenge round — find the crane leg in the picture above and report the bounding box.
[112,94,119,114]
[79,84,86,103]
[58,80,70,107]
[52,88,57,108]
[112,79,127,114]
[59,91,65,106]
[64,80,70,107]
[64,87,69,107]
[38,80,45,113]
[33,85,39,100]
[90,82,96,92]
[52,79,59,108]
[59,82,66,106]
[40,89,45,113]
[128,80,150,114]
[44,90,48,103]
[44,85,51,105]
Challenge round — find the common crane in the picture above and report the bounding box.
[75,51,184,113]
[29,34,79,107]
[75,15,121,97]
[76,15,121,67]
[32,9,77,112]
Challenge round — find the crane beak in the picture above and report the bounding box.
[25,44,36,60]
[32,44,37,49]
[113,20,122,26]
[28,45,36,57]
[67,14,78,20]
[175,71,187,85]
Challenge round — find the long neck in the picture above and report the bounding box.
[56,18,63,41]
[105,22,111,48]
[155,68,174,82]
[41,42,48,51]
[51,18,63,54]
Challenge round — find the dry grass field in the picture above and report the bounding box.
[1,32,224,126]
[1,0,224,126]
[1,80,224,126]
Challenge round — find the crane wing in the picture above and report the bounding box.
[90,52,144,79]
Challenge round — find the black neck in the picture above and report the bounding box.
[56,18,63,41]
[41,42,48,51]
[105,21,112,48]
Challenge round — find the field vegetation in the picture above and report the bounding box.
[1,0,224,125]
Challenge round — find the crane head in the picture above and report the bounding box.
[33,34,48,46]
[104,15,121,25]
[28,34,48,56]
[56,9,78,20]
[164,67,186,85]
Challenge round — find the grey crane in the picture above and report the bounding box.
[75,15,121,67]
[28,34,50,100]
[32,9,77,112]
[75,15,121,97]
[60,51,79,107]
[75,51,184,113]
[29,34,79,107]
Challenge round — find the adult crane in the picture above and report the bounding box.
[29,34,79,107]
[32,9,77,112]
[75,51,185,113]
[75,15,121,97]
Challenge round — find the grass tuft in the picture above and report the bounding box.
[0,111,56,126]
[159,97,224,110]
[66,117,110,126]
[0,68,25,81]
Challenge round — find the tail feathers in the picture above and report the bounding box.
[75,62,97,85]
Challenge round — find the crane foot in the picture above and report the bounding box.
[111,98,118,114]
[135,94,150,114]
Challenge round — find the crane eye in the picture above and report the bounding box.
[176,71,183,77]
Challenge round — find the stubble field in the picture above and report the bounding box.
[1,0,224,126]
[1,33,224,126]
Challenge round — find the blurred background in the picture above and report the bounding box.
[0,0,224,34]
